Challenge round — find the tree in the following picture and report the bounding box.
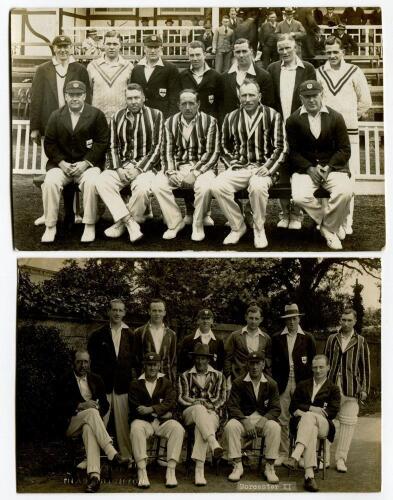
[352,279,365,334]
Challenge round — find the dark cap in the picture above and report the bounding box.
[52,35,72,46]
[299,80,323,96]
[144,34,163,47]
[65,80,87,94]
[144,352,161,364]
[87,29,98,36]
[335,23,346,30]
[247,351,264,362]
[197,308,214,320]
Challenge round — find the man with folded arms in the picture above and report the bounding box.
[287,354,341,492]
[95,83,163,243]
[128,352,185,488]
[286,80,352,250]
[178,344,226,486]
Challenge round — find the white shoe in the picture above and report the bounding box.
[254,228,268,249]
[223,223,247,245]
[183,214,193,225]
[125,218,143,243]
[104,220,126,238]
[320,226,343,250]
[74,214,83,224]
[76,459,87,470]
[344,226,353,235]
[163,220,186,240]
[41,226,56,243]
[137,468,150,488]
[336,458,347,473]
[81,224,95,243]
[191,225,205,242]
[264,464,279,484]
[195,466,207,486]
[34,214,45,226]
[337,226,346,241]
[203,215,215,226]
[277,217,289,229]
[318,459,329,470]
[165,467,178,488]
[288,219,302,230]
[228,462,243,482]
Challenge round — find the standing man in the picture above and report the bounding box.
[41,80,108,243]
[333,25,358,55]
[258,10,279,69]
[178,308,225,373]
[87,31,133,122]
[212,16,234,74]
[129,353,185,488]
[268,34,316,230]
[228,7,239,31]
[324,308,370,473]
[151,89,219,242]
[224,303,272,384]
[59,350,127,493]
[288,355,341,492]
[271,303,316,466]
[133,298,177,383]
[87,299,134,461]
[178,344,226,486]
[317,36,371,235]
[275,8,306,53]
[95,83,163,243]
[322,8,341,27]
[222,352,281,484]
[212,80,286,248]
[130,35,180,118]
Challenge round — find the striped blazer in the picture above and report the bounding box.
[178,365,226,416]
[221,104,287,176]
[109,105,163,172]
[324,331,371,398]
[160,111,219,174]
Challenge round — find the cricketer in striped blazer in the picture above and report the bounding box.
[151,89,220,242]
[211,79,287,249]
[95,83,164,243]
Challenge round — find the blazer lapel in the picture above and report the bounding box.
[248,107,264,139]
[61,106,74,135]
[147,64,164,86]
[47,63,60,103]
[73,104,91,134]
[293,66,304,110]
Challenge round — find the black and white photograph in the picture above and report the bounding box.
[10,6,385,251]
[16,257,381,493]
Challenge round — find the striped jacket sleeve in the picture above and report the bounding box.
[264,107,287,175]
[193,115,220,173]
[108,110,122,170]
[178,372,194,407]
[208,372,227,410]
[358,336,371,395]
[136,108,164,172]
[160,115,177,174]
[220,112,234,169]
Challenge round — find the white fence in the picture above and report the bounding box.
[11,119,385,194]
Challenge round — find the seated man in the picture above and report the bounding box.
[95,83,163,243]
[128,352,185,489]
[178,344,226,486]
[286,80,352,250]
[60,350,127,493]
[151,89,219,241]
[287,355,341,492]
[211,79,286,248]
[42,80,108,243]
[222,352,281,484]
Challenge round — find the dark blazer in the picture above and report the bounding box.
[128,375,177,423]
[227,373,281,421]
[258,22,278,50]
[179,67,221,118]
[341,7,367,25]
[177,332,225,373]
[285,106,351,175]
[289,377,341,442]
[44,103,109,171]
[58,371,109,432]
[130,61,180,118]
[267,60,316,117]
[218,64,275,125]
[271,329,316,394]
[87,325,134,395]
[30,60,91,135]
[335,33,358,54]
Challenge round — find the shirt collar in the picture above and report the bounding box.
[52,55,75,66]
[68,104,85,116]
[74,372,87,382]
[323,59,349,72]
[340,329,355,339]
[138,56,164,67]
[242,326,265,337]
[110,321,129,330]
[313,377,327,387]
[281,55,305,69]
[125,107,143,119]
[181,113,199,127]
[228,60,256,75]
[244,372,267,383]
[281,325,305,335]
[189,365,215,374]
[138,372,165,380]
[194,328,216,341]
[98,54,127,67]
[190,63,210,76]
[300,104,329,116]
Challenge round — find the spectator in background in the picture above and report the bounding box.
[341,7,367,25]
[258,10,279,68]
[275,7,306,51]
[82,29,102,57]
[200,22,214,53]
[212,16,234,73]
[333,24,358,54]
[322,7,341,27]
[234,11,259,53]
[313,8,324,25]
[228,7,240,31]
[295,7,321,59]
[163,18,177,56]
[368,8,382,25]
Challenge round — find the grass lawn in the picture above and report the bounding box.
[12,175,385,252]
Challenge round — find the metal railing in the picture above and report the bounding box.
[320,25,383,57]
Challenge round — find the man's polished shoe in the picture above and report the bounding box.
[34,214,46,226]
[203,215,215,226]
[320,225,343,250]
[264,464,279,484]
[254,228,268,249]
[228,462,243,482]
[85,475,100,493]
[191,225,205,242]
[195,466,207,486]
[304,477,319,492]
[163,220,186,240]
[104,220,126,238]
[111,453,129,466]
[81,224,95,243]
[283,456,298,471]
[137,468,150,489]
[336,458,347,473]
[41,225,57,243]
[223,223,247,245]
[288,219,302,230]
[125,218,143,243]
[337,226,346,241]
[165,467,178,488]
[277,217,289,229]
[212,445,224,459]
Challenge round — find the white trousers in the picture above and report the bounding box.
[66,408,117,476]
[291,171,353,233]
[344,134,359,230]
[278,375,297,457]
[293,411,329,469]
[42,166,101,227]
[95,170,155,223]
[102,392,132,459]
[151,166,215,229]
[334,394,359,462]
[211,168,272,231]
[130,418,185,464]
[223,415,281,460]
[183,404,219,462]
